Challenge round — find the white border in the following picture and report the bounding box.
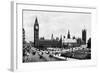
[11,1,97,72]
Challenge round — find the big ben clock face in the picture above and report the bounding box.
[35,25,39,30]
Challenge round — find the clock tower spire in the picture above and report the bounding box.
[34,17,39,48]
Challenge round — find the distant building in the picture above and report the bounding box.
[82,29,86,44]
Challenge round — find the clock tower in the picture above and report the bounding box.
[34,17,39,48]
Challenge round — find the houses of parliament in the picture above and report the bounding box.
[33,17,86,48]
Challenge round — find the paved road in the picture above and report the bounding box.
[23,47,79,62]
[24,51,67,62]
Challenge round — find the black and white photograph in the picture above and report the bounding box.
[22,9,91,63]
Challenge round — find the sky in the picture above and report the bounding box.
[23,10,91,42]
